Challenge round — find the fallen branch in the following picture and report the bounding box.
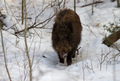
[80,1,103,7]
[103,30,120,47]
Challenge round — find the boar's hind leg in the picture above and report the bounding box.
[71,48,76,58]
[67,49,76,65]
[72,51,76,58]
[67,52,72,66]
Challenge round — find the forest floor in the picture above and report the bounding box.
[0,0,120,81]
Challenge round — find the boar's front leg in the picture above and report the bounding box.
[58,54,64,63]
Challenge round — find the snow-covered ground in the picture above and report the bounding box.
[0,0,120,81]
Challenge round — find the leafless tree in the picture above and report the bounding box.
[22,0,33,81]
[0,17,12,81]
[74,0,76,12]
[117,0,120,7]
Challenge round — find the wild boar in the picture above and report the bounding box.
[52,9,82,65]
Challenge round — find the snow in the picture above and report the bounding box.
[0,0,120,81]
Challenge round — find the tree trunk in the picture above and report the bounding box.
[74,0,76,12]
[24,0,33,81]
[92,0,95,15]
[117,0,120,7]
[22,0,24,24]
[103,30,120,47]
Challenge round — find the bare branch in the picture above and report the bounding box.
[15,14,55,35]
[80,1,103,7]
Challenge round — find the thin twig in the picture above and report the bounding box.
[83,24,97,37]
[24,0,32,81]
[113,44,120,52]
[15,14,55,34]
[0,21,12,81]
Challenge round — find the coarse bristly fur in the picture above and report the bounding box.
[52,9,82,66]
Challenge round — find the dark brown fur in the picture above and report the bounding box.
[52,9,82,65]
